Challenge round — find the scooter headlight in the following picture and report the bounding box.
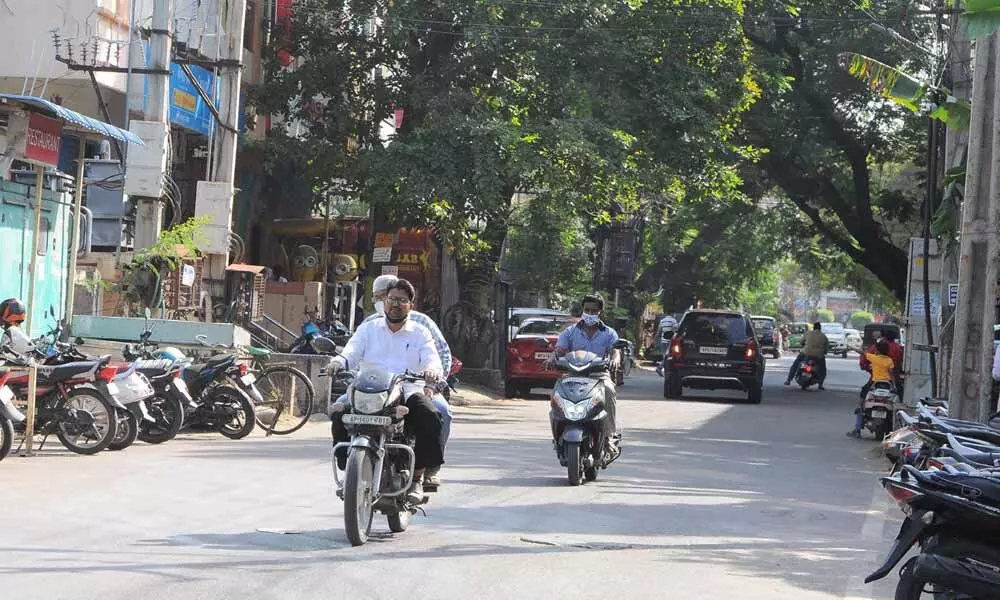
[352,390,388,414]
[558,393,592,421]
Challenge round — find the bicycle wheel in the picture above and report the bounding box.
[254,366,315,435]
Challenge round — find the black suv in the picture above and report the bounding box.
[662,310,765,404]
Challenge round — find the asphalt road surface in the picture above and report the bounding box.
[1,354,905,600]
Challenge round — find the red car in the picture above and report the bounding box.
[504,316,578,398]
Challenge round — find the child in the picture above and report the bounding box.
[847,339,894,438]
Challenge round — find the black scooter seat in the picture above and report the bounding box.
[929,471,1000,506]
[38,361,96,382]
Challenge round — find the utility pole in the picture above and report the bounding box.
[133,0,173,250]
[948,30,1000,422]
[938,11,972,399]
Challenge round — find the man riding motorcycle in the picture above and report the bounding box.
[363,274,453,488]
[546,293,622,439]
[328,279,444,502]
[784,322,828,389]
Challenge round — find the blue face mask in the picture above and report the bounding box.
[581,313,600,326]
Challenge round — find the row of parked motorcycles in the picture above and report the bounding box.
[0,310,264,461]
[867,397,1000,598]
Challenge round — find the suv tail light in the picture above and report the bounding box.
[670,335,683,359]
[97,366,118,383]
[744,340,758,360]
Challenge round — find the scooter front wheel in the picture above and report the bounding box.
[566,442,583,486]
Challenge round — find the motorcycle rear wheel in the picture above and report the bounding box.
[55,388,119,455]
[0,416,12,460]
[138,394,184,444]
[387,510,410,533]
[566,442,584,486]
[344,449,376,546]
[108,408,139,451]
[215,389,256,440]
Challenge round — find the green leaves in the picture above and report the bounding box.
[838,53,972,130]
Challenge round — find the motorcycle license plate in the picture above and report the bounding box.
[342,414,391,426]
[241,373,256,386]
[699,347,727,355]
[535,352,553,361]
[105,382,120,396]
[872,409,888,418]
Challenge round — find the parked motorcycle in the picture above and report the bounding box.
[2,347,121,455]
[866,463,1000,598]
[119,325,195,444]
[172,336,258,439]
[289,319,349,355]
[0,368,25,460]
[330,367,428,546]
[549,348,622,486]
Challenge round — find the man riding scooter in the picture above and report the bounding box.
[784,322,828,389]
[546,293,622,444]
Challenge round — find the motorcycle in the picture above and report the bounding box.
[861,381,899,440]
[0,368,25,461]
[289,319,348,355]
[794,357,819,390]
[866,464,1000,598]
[549,348,622,486]
[330,366,428,546]
[2,347,122,455]
[120,326,196,444]
[173,336,258,439]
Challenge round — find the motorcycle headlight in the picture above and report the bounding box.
[559,394,592,421]
[352,390,388,414]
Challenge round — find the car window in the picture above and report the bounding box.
[821,324,843,334]
[681,314,751,345]
[751,319,774,331]
[517,320,574,336]
[790,324,807,334]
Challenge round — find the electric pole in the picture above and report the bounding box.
[133,0,173,250]
[948,30,1000,422]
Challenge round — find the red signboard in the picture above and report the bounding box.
[24,113,62,167]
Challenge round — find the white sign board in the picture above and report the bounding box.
[373,247,392,263]
[381,266,398,276]
[181,264,196,287]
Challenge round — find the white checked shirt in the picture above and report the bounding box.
[335,317,443,385]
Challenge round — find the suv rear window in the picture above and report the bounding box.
[680,314,752,345]
[751,319,774,332]
[517,320,575,336]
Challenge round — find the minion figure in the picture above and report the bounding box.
[330,254,359,282]
[292,245,320,281]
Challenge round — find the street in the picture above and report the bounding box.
[1,355,904,600]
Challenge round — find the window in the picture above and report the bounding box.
[751,319,775,332]
[517,320,575,336]
[681,314,752,345]
[36,217,49,256]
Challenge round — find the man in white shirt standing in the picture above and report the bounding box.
[329,279,444,502]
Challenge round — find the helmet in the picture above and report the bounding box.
[0,297,26,326]
[153,346,186,362]
[372,274,399,297]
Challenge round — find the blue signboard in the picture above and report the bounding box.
[140,42,217,136]
[168,63,216,136]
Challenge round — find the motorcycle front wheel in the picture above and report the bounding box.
[108,408,139,451]
[344,449,376,546]
[214,388,256,440]
[566,442,584,486]
[0,415,12,460]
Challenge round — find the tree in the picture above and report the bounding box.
[851,310,875,329]
[742,1,935,301]
[811,308,835,323]
[252,0,760,365]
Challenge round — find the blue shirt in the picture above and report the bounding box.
[556,321,619,356]
[364,310,452,375]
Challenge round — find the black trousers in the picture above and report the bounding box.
[331,393,443,471]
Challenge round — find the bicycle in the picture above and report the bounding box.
[194,336,316,436]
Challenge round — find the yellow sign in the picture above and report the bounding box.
[172,89,197,112]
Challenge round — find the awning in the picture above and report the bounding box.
[0,94,144,145]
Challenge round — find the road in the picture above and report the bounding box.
[0,355,904,600]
